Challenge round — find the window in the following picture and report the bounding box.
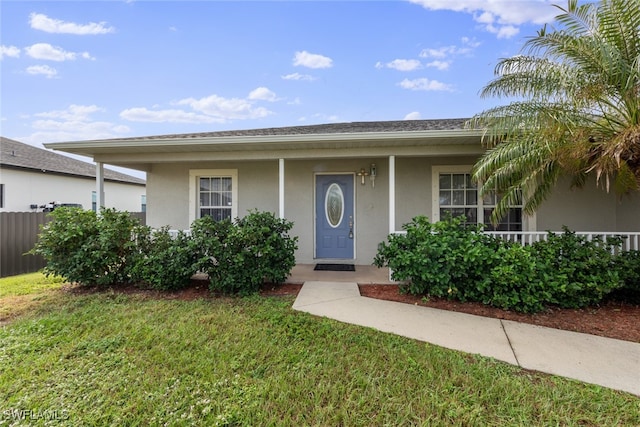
[141,195,146,213]
[0,184,4,208]
[433,166,522,231]
[91,191,97,212]
[189,169,238,222]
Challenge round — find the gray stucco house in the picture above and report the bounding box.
[45,119,640,264]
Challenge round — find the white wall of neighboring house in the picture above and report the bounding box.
[0,168,145,213]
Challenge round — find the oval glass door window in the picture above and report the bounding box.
[325,183,344,228]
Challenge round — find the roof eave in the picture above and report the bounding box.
[44,129,483,155]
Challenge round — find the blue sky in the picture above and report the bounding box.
[1,0,564,175]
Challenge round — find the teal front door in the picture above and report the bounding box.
[315,174,354,259]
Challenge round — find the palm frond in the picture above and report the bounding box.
[468,0,640,222]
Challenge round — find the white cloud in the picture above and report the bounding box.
[418,37,480,70]
[177,94,272,120]
[293,51,333,69]
[299,113,339,123]
[25,104,130,144]
[26,65,58,78]
[281,72,316,81]
[419,44,472,59]
[122,91,275,124]
[404,112,422,120]
[1,45,20,59]
[409,0,556,38]
[461,36,481,48]
[378,59,422,71]
[120,108,218,124]
[495,25,520,39]
[398,78,453,92]
[35,105,103,120]
[248,87,278,102]
[25,43,94,61]
[29,12,115,35]
[425,60,450,70]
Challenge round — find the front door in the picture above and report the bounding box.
[315,174,354,259]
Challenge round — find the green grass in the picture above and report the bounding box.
[0,273,65,323]
[0,281,639,425]
[0,273,65,298]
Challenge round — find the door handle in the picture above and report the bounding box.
[348,216,353,239]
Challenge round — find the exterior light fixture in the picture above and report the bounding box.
[357,168,369,185]
[370,163,377,188]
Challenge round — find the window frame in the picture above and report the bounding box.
[431,165,528,231]
[189,169,238,223]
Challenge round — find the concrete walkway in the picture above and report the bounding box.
[292,281,640,397]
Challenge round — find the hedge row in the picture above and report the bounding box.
[31,208,298,295]
[374,216,640,313]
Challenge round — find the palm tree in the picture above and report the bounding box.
[467,0,640,222]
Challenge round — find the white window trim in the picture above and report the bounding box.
[189,169,238,223]
[431,165,535,231]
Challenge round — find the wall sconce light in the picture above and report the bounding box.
[357,168,369,185]
[370,163,377,188]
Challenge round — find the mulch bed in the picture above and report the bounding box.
[358,284,640,344]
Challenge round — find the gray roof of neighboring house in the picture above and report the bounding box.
[107,118,472,141]
[0,137,146,185]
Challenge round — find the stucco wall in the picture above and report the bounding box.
[535,177,640,231]
[616,192,640,231]
[283,158,389,264]
[394,156,482,229]
[0,168,145,212]
[145,157,640,265]
[146,161,279,230]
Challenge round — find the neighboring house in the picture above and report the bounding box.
[1,137,146,213]
[45,119,640,264]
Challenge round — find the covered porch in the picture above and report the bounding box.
[284,264,395,285]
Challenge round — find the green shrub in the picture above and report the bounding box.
[373,215,502,300]
[31,207,145,286]
[190,215,234,279]
[374,217,630,313]
[481,244,550,313]
[612,250,640,303]
[132,227,196,291]
[191,211,298,296]
[530,229,622,308]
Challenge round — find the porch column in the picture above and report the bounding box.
[96,162,105,209]
[278,158,285,219]
[389,155,395,234]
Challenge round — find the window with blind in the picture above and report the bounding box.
[190,169,238,222]
[434,167,522,231]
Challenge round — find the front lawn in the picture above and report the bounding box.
[1,275,638,426]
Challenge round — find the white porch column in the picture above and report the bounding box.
[278,158,285,219]
[96,162,105,209]
[389,155,395,234]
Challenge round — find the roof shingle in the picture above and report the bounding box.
[0,137,145,185]
[93,118,472,142]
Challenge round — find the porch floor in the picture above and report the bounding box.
[284,264,395,285]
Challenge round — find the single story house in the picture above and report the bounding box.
[45,119,640,264]
[1,137,146,213]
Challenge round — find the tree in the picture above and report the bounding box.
[467,0,640,221]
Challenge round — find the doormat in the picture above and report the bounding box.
[314,263,355,272]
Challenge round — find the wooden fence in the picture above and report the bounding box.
[0,211,146,278]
